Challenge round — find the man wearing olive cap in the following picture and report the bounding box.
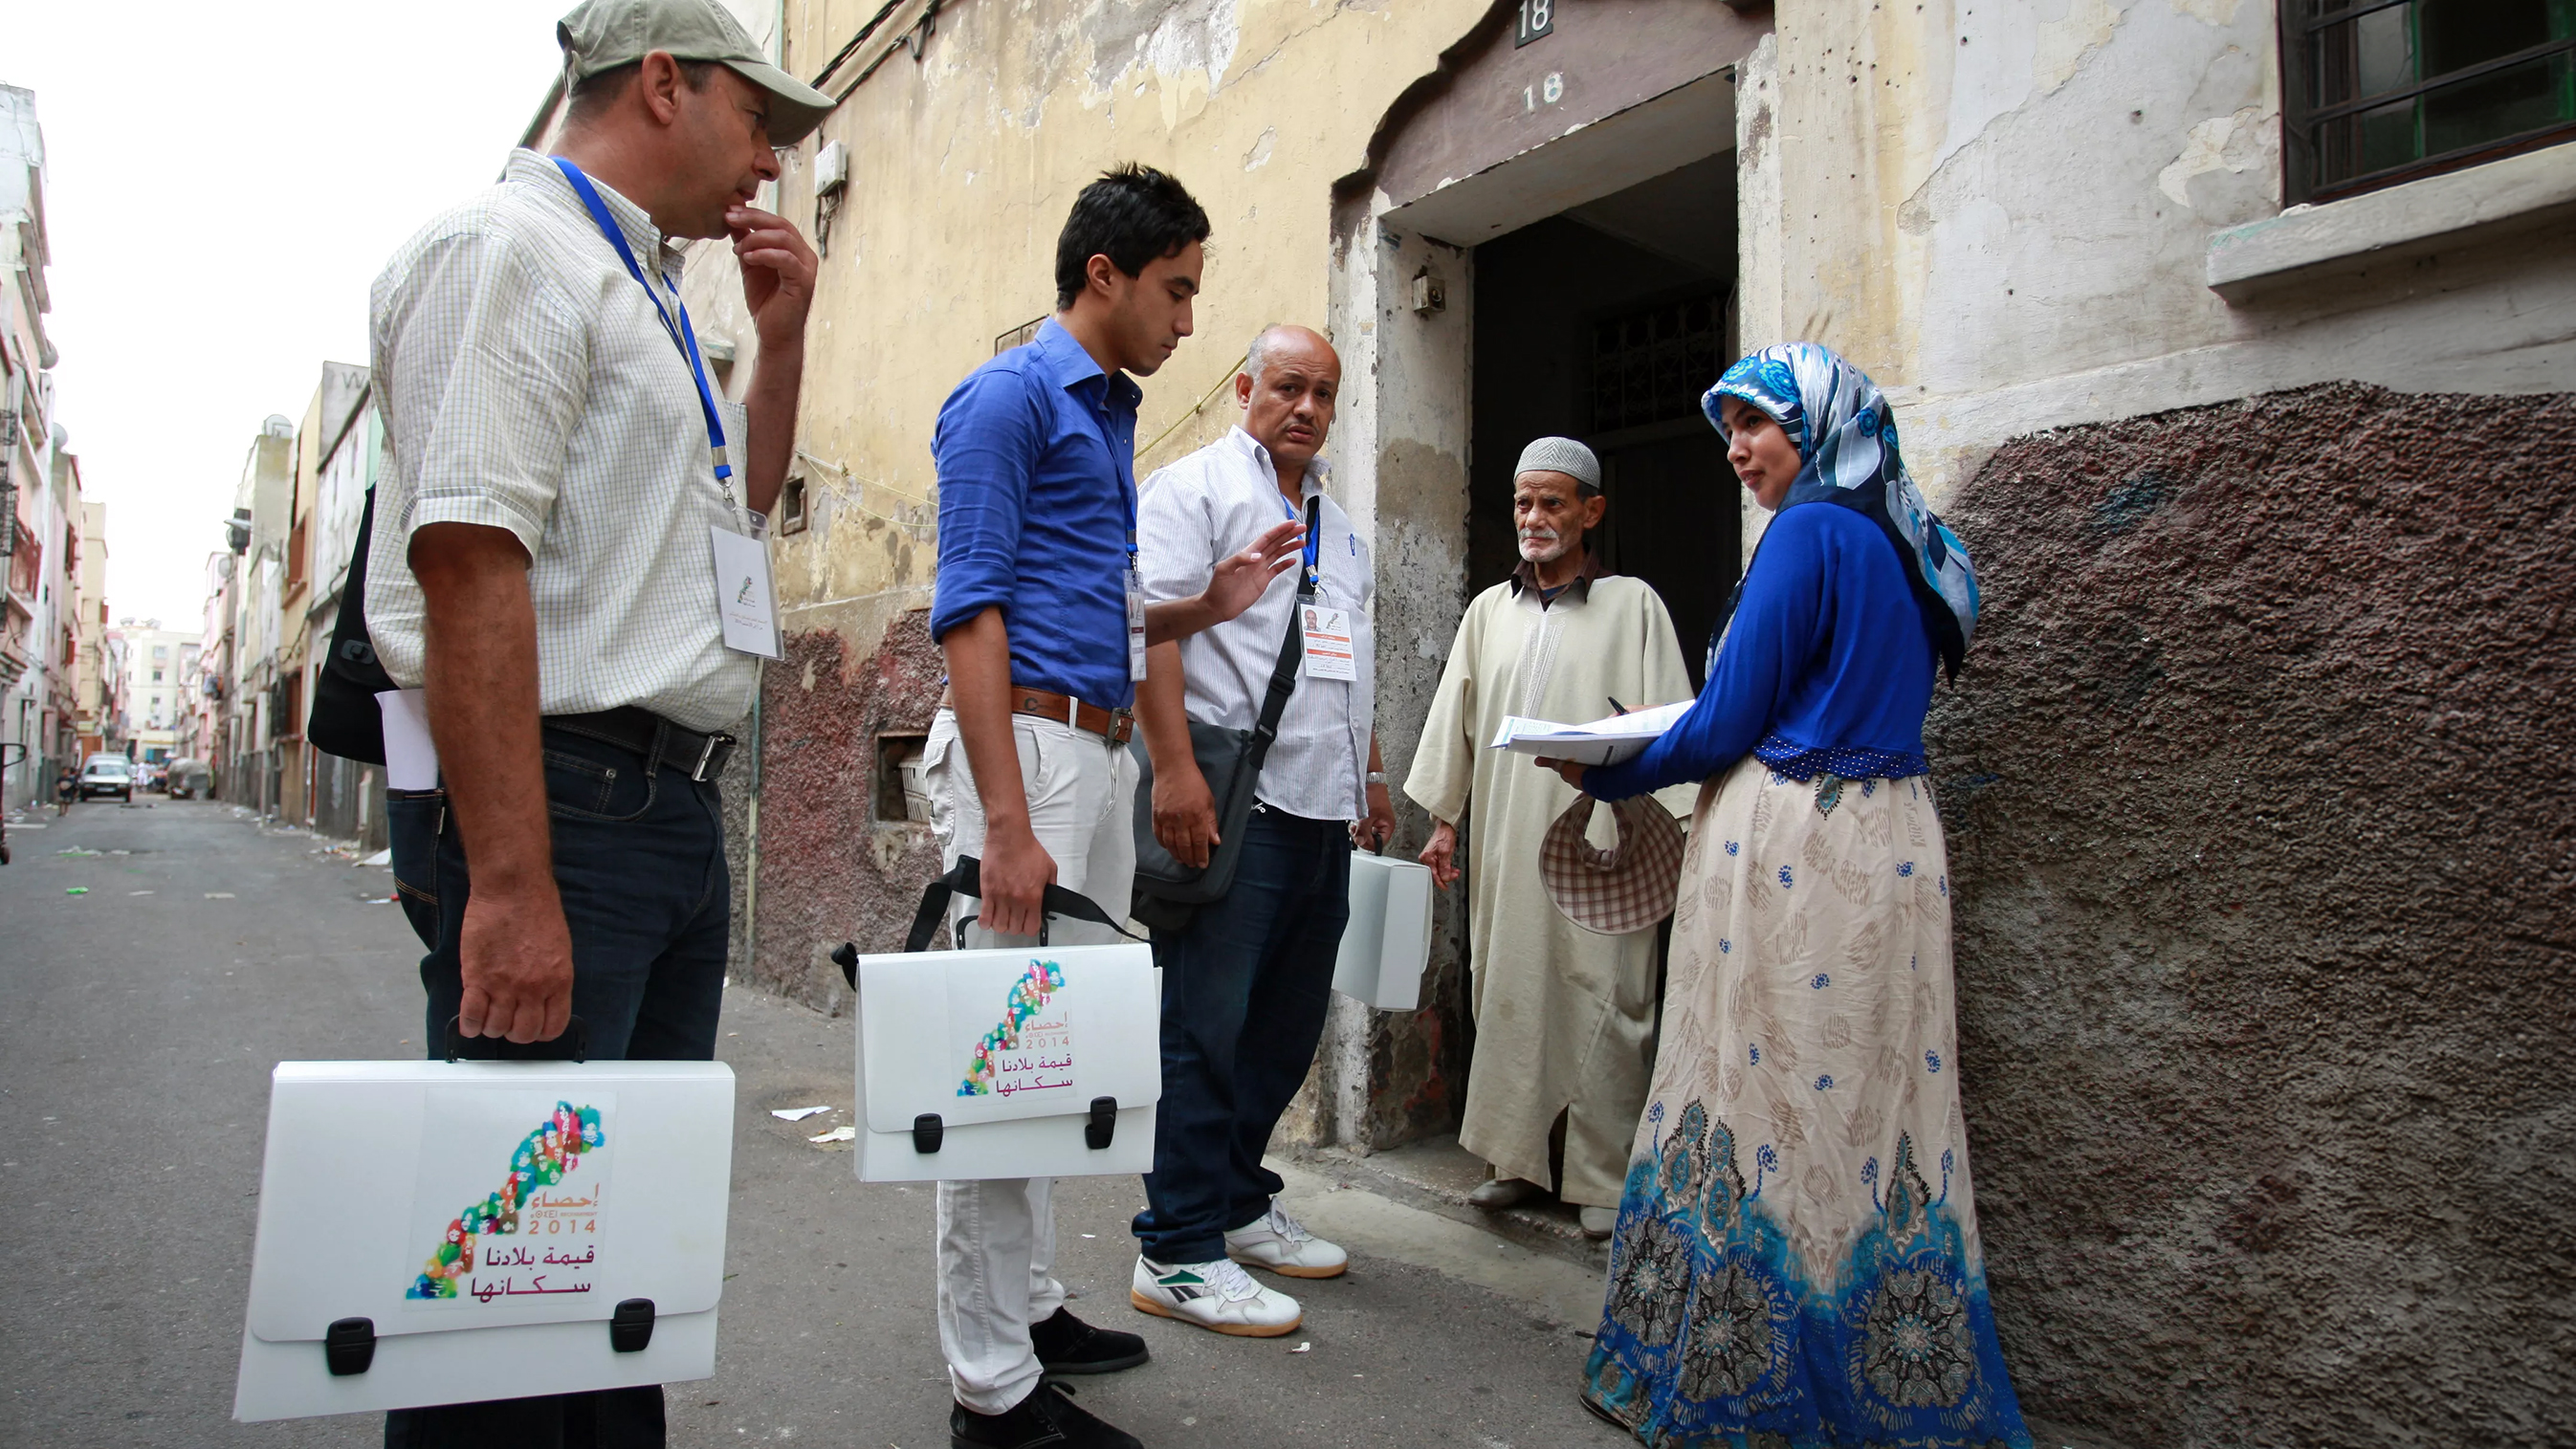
[367,1,827,1442]
[1405,438,1697,1240]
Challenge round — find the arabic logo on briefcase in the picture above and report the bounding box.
[405,1099,608,1303]
[958,958,1075,1099]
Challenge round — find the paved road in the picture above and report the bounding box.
[1,799,1615,1448]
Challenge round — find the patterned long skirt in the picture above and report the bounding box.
[1581,757,2030,1449]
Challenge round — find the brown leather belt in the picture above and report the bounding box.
[940,685,1134,745]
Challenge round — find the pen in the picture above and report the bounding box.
[1607,696,1628,715]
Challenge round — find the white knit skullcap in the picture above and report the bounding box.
[1515,436,1601,494]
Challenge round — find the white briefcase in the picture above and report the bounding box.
[232,1052,736,1422]
[834,862,1160,1182]
[1332,852,1435,1011]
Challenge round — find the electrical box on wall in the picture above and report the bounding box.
[813,140,848,197]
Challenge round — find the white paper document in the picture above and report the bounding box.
[377,690,439,790]
[1487,699,1693,766]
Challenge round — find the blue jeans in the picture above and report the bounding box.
[381,722,730,1447]
[1133,806,1352,1264]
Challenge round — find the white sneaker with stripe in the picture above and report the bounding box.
[1223,1202,1348,1279]
[1129,1254,1303,1336]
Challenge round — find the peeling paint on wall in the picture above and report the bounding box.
[2156,102,2276,217]
[1081,0,1242,98]
[2033,0,2122,95]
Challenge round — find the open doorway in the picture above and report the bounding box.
[1468,150,1740,686]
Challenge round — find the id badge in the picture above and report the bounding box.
[1302,604,1357,681]
[1126,563,1149,682]
[710,513,783,660]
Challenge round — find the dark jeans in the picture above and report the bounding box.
[1133,806,1352,1264]
[382,723,730,1448]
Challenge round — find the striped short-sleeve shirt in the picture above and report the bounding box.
[364,148,757,734]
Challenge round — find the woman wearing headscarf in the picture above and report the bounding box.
[1542,342,2028,1448]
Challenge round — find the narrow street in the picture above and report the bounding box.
[0,799,1614,1449]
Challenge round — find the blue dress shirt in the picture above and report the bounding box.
[1584,502,1939,800]
[930,318,1143,709]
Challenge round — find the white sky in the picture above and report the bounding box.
[3,0,568,628]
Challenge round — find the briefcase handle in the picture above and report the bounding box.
[442,1015,591,1064]
[830,856,1143,989]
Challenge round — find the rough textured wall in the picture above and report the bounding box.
[741,613,947,1011]
[1928,384,2576,1449]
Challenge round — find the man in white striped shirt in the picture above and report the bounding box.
[1126,326,1397,1335]
[367,1,826,1443]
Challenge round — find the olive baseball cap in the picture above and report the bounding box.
[557,0,834,144]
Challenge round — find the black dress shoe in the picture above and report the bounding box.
[951,1382,1143,1449]
[1031,1306,1150,1375]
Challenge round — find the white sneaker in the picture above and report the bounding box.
[1224,1202,1348,1280]
[1130,1254,1303,1337]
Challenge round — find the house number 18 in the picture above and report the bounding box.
[1516,0,1552,47]
[1524,73,1564,113]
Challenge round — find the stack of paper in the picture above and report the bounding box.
[1487,700,1692,766]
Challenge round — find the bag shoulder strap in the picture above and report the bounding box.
[902,855,1145,954]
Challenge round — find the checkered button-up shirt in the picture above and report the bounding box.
[364,149,757,734]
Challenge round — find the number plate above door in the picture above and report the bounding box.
[1516,0,1552,47]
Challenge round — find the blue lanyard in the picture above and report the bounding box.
[1279,487,1322,590]
[553,157,735,500]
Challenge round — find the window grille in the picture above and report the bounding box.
[1588,293,1723,434]
[2282,0,2576,203]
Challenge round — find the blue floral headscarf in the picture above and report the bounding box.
[1704,342,1979,675]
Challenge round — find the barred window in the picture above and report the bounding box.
[2283,0,2576,203]
[1588,293,1722,434]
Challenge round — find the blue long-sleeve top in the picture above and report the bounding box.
[1583,502,1938,801]
[930,318,1142,708]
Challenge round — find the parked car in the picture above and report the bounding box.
[78,754,134,801]
[167,758,213,800]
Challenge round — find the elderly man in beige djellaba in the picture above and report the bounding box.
[1405,438,1697,1238]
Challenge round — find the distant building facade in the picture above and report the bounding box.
[0,84,95,808]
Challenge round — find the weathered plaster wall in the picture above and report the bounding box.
[1750,0,2576,503]
[745,610,949,1010]
[1927,383,2576,1448]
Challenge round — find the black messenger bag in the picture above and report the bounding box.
[1128,496,1319,928]
[305,484,398,766]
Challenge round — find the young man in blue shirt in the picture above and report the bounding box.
[925,165,1300,1449]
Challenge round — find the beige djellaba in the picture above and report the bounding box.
[1404,573,1699,1206]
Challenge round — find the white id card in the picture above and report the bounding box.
[710,523,782,660]
[1126,564,1149,682]
[1302,604,1357,681]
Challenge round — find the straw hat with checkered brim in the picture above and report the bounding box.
[1539,793,1685,936]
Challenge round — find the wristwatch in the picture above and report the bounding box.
[1365,771,1387,786]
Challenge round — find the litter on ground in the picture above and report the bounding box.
[771,1105,832,1121]
[808,1125,858,1144]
